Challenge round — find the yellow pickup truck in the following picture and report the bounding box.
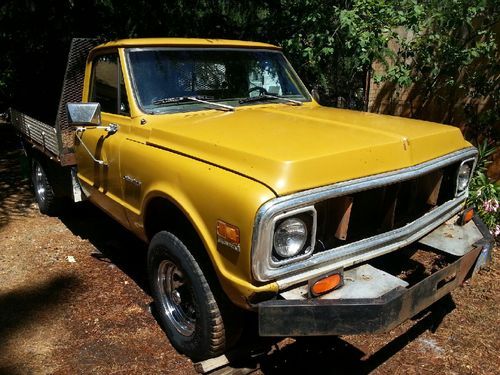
[10,38,493,361]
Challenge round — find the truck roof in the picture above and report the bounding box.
[92,38,281,51]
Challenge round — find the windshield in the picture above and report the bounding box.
[126,48,310,113]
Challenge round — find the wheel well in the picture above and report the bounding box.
[144,197,205,253]
[25,145,72,199]
[144,197,241,311]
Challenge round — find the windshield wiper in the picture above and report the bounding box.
[239,94,303,106]
[152,96,235,111]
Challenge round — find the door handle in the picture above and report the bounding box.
[107,123,119,135]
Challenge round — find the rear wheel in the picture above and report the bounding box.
[31,159,58,215]
[148,231,241,361]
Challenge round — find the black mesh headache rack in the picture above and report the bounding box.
[10,38,102,166]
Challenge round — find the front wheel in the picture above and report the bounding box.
[148,231,241,361]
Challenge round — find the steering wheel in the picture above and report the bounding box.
[247,86,268,96]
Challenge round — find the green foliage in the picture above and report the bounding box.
[369,0,499,140]
[467,140,500,237]
[278,0,409,108]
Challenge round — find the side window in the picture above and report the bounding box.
[90,53,130,115]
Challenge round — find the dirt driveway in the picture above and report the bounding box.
[1,124,499,374]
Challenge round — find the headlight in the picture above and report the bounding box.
[456,161,472,194]
[273,218,308,258]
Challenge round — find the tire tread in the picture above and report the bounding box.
[148,231,241,361]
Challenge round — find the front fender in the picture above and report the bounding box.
[122,138,278,308]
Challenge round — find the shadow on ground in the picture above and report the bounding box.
[0,125,34,229]
[0,275,81,374]
[215,294,455,374]
[59,202,150,292]
[261,298,454,374]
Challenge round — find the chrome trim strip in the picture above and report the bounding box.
[128,47,283,53]
[251,147,477,283]
[122,175,142,187]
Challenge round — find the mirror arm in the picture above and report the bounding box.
[75,127,108,166]
[76,124,117,132]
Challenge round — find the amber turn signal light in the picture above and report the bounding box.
[458,207,474,226]
[217,220,240,244]
[310,273,343,297]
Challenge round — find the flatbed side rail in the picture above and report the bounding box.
[10,108,60,161]
[55,38,102,166]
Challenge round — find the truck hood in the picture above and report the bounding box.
[147,104,470,196]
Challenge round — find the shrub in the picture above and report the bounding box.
[467,140,500,238]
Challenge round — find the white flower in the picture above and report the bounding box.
[483,199,499,213]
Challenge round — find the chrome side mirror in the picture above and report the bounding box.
[67,102,101,126]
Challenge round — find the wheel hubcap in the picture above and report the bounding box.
[34,163,46,203]
[156,260,196,336]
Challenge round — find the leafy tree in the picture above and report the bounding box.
[1,0,498,132]
[371,0,499,140]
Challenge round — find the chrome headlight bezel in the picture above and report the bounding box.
[267,206,317,267]
[455,157,476,196]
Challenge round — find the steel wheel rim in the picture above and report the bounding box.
[156,259,196,336]
[34,163,46,203]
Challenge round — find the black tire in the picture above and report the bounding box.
[148,231,241,361]
[31,159,59,215]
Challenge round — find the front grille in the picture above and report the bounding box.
[314,162,459,251]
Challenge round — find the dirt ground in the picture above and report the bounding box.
[1,124,499,375]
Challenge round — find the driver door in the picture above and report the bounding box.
[75,52,131,227]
